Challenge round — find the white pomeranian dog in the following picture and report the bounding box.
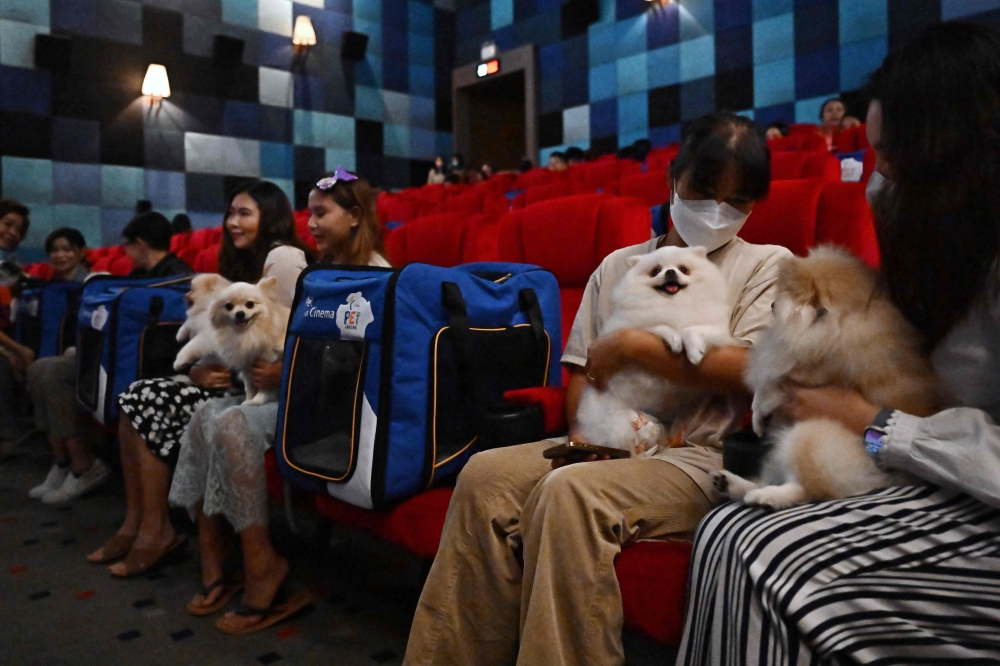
[173,273,231,372]
[713,247,940,510]
[574,246,734,456]
[209,276,290,405]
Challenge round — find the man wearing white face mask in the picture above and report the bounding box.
[405,112,791,666]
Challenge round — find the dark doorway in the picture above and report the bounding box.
[462,71,526,172]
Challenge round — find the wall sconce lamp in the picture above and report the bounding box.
[646,0,675,8]
[141,63,171,106]
[293,16,317,54]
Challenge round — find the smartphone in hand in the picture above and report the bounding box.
[542,440,631,463]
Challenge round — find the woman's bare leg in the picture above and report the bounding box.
[87,419,141,562]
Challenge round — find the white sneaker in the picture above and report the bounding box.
[41,459,111,504]
[29,464,70,499]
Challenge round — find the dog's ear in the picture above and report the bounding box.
[257,276,278,300]
[626,256,642,268]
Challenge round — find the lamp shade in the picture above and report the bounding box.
[292,16,317,46]
[141,64,171,98]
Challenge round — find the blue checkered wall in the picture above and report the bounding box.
[456,0,1000,161]
[0,0,455,262]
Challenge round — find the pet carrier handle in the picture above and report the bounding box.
[517,289,547,385]
[441,282,483,430]
[147,296,164,326]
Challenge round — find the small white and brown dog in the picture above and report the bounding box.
[209,276,290,405]
[173,273,231,372]
[713,246,940,510]
[574,246,734,455]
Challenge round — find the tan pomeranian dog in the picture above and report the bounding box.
[209,276,290,405]
[173,274,231,371]
[713,246,940,509]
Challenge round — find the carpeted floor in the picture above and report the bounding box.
[0,438,677,665]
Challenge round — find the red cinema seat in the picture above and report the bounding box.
[25,263,53,279]
[816,182,880,268]
[384,212,489,267]
[512,180,591,209]
[109,255,133,276]
[85,249,102,266]
[193,246,219,273]
[485,172,518,194]
[177,247,200,269]
[615,171,671,207]
[771,151,841,181]
[646,144,680,173]
[862,147,877,183]
[498,194,652,351]
[378,192,420,224]
[186,228,214,251]
[835,124,869,153]
[442,189,510,219]
[571,159,643,191]
[513,168,561,190]
[90,256,112,273]
[739,178,825,256]
[170,233,191,252]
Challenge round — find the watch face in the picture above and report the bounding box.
[864,429,885,456]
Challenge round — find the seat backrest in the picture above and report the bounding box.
[835,124,869,153]
[26,262,53,279]
[109,255,134,276]
[499,194,652,349]
[193,246,219,273]
[384,212,484,267]
[378,193,421,224]
[177,247,200,268]
[485,172,518,194]
[513,180,587,209]
[801,152,841,181]
[861,147,876,183]
[739,178,825,256]
[615,171,671,207]
[170,233,191,252]
[815,182,880,268]
[572,159,643,190]
[188,228,214,251]
[513,168,560,190]
[770,151,807,180]
[646,144,680,173]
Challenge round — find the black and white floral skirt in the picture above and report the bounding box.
[118,377,229,466]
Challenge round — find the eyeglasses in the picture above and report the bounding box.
[315,167,358,191]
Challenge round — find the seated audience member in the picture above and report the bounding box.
[480,162,494,179]
[403,112,791,665]
[171,213,192,235]
[517,158,535,173]
[444,172,463,186]
[618,138,652,163]
[819,97,861,148]
[172,170,387,633]
[0,199,28,263]
[24,229,99,502]
[91,182,308,575]
[547,151,569,171]
[448,153,465,174]
[465,168,484,185]
[678,24,1000,665]
[427,156,446,185]
[565,146,586,165]
[122,212,194,279]
[765,121,791,139]
[0,200,31,453]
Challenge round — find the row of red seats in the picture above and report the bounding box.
[269,180,881,646]
[768,122,870,154]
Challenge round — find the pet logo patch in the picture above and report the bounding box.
[91,305,108,331]
[336,292,374,340]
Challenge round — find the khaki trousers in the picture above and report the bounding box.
[27,354,79,442]
[403,439,713,666]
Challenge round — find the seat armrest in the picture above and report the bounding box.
[503,387,568,435]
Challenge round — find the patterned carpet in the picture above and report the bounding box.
[0,440,676,665]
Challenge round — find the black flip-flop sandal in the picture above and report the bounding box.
[187,573,244,617]
[214,584,312,635]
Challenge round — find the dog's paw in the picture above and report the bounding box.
[711,470,730,496]
[681,329,709,365]
[652,326,683,354]
[743,486,803,511]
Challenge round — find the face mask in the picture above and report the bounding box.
[669,186,751,253]
[866,171,887,208]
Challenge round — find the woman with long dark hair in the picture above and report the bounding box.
[89,181,308,579]
[172,169,389,634]
[678,23,1000,665]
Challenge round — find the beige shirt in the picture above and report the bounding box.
[561,236,792,496]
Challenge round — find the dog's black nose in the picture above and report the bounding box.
[665,268,678,280]
[235,311,245,322]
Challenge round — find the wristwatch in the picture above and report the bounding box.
[864,409,895,465]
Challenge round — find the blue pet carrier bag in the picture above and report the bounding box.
[75,275,192,425]
[275,262,562,509]
[15,280,86,358]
